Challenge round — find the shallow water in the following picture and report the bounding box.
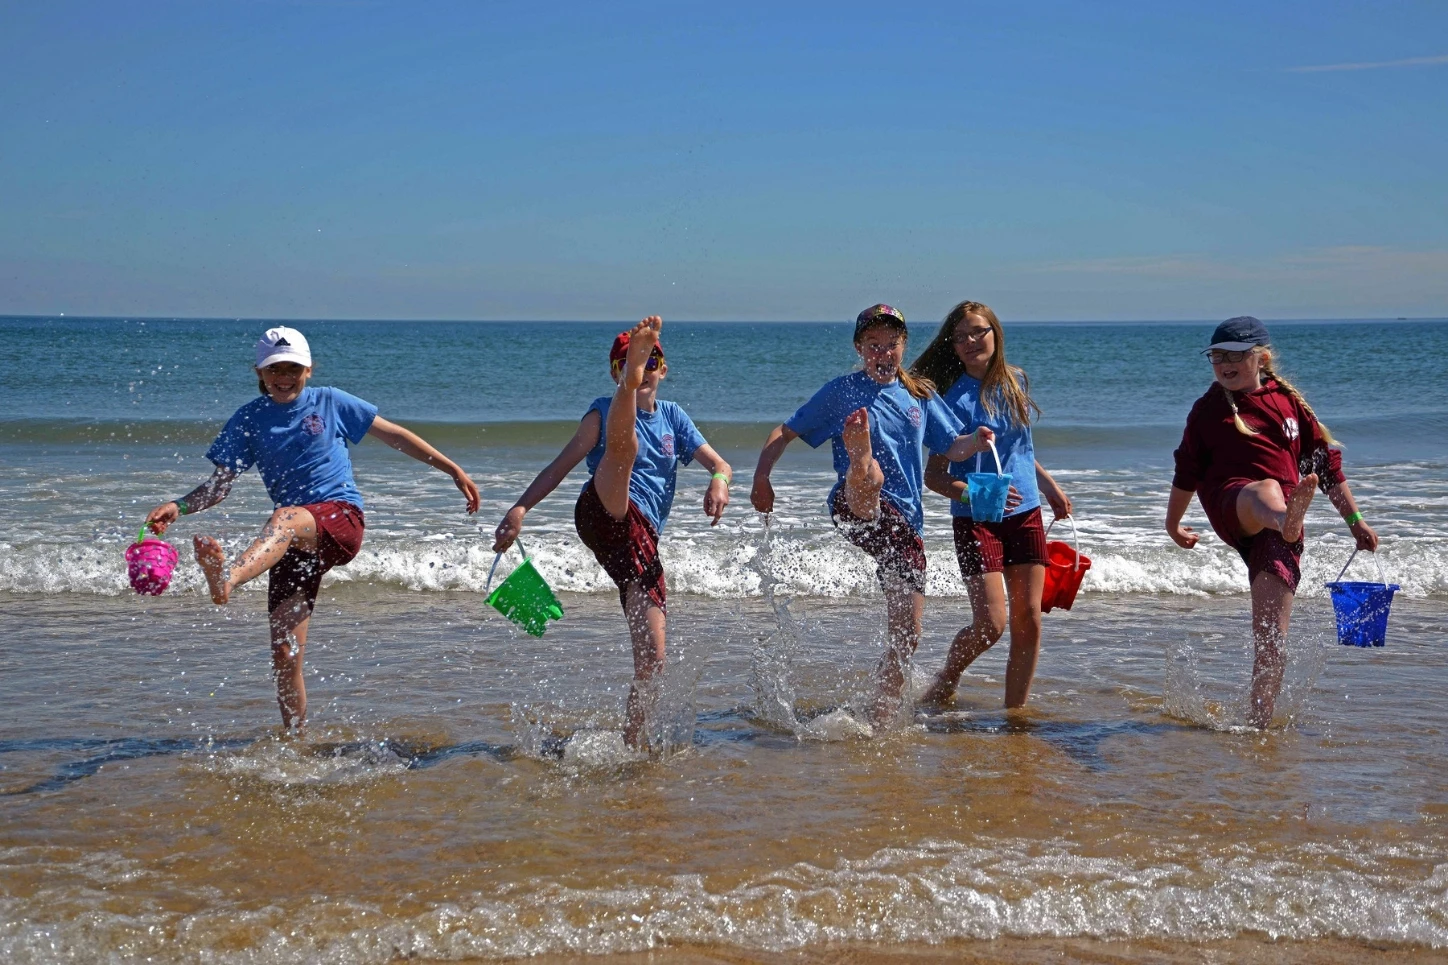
[3,588,1445,962]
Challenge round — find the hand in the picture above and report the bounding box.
[974,426,996,452]
[1045,489,1073,520]
[452,470,481,514]
[493,505,526,552]
[1167,520,1199,549]
[145,502,180,536]
[1005,485,1023,511]
[704,477,730,525]
[750,474,775,514]
[1351,519,1379,552]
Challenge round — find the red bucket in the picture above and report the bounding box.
[1041,516,1090,613]
[125,524,179,596]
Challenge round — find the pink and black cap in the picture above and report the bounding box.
[854,304,907,340]
[1205,316,1270,353]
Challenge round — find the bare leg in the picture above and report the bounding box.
[1002,563,1046,709]
[193,506,319,604]
[922,572,1006,704]
[622,582,667,749]
[1236,473,1317,542]
[870,584,924,726]
[269,592,313,729]
[841,408,885,520]
[1247,570,1294,729]
[594,316,660,521]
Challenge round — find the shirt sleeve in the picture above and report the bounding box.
[329,388,379,444]
[668,403,706,465]
[204,407,258,474]
[1171,397,1210,492]
[785,380,842,449]
[921,393,965,455]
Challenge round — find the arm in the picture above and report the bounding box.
[942,426,995,463]
[924,453,965,502]
[1324,480,1379,551]
[750,424,798,513]
[493,411,601,551]
[1165,486,1199,549]
[1035,461,1072,519]
[691,443,733,526]
[367,415,480,514]
[144,464,239,535]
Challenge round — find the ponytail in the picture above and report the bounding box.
[897,365,936,401]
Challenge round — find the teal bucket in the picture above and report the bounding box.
[485,540,564,637]
[964,440,1011,523]
[1324,549,1398,648]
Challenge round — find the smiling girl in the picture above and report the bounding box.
[1166,316,1378,728]
[144,327,480,729]
[909,301,1072,711]
[751,304,994,726]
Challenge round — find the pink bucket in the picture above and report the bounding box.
[125,525,179,596]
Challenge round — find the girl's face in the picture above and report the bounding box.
[951,312,995,374]
[257,362,312,404]
[1211,348,1262,393]
[855,325,906,385]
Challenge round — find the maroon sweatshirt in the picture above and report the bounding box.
[1173,380,1344,543]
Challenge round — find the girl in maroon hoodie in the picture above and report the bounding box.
[1166,317,1378,728]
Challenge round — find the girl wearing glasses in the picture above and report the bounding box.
[908,301,1073,710]
[1166,316,1378,728]
[751,304,995,726]
[494,316,733,749]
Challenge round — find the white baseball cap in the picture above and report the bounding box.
[255,327,312,369]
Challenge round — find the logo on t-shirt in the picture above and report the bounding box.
[1282,417,1299,441]
[661,433,675,458]
[302,414,325,436]
[908,406,922,428]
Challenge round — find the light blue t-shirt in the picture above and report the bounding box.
[584,397,707,533]
[206,386,378,510]
[941,373,1039,519]
[785,370,964,535]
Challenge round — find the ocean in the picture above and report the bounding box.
[2,315,1446,963]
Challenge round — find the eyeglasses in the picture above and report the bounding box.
[951,328,992,345]
[1207,350,1252,364]
[610,351,663,377]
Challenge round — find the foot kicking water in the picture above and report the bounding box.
[1282,473,1317,543]
[193,535,232,605]
[841,408,884,518]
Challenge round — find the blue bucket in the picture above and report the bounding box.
[1324,550,1398,648]
[964,440,1010,523]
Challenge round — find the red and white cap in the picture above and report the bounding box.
[255,327,312,368]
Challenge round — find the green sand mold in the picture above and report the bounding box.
[485,541,564,637]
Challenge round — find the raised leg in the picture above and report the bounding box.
[1002,563,1046,708]
[621,582,667,749]
[1247,570,1295,729]
[594,316,660,521]
[269,592,313,729]
[193,506,319,604]
[841,408,885,521]
[1235,473,1317,543]
[921,572,1007,704]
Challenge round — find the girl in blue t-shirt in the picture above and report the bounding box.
[493,316,734,749]
[143,327,480,729]
[909,301,1072,711]
[751,304,995,727]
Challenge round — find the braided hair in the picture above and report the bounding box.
[1223,347,1339,446]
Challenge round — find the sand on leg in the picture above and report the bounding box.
[1247,570,1295,729]
[922,572,1006,704]
[194,506,319,605]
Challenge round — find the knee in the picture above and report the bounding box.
[1012,609,1043,640]
[975,611,1006,642]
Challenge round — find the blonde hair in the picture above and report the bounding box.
[1224,347,1338,445]
[910,301,1040,426]
[856,323,936,400]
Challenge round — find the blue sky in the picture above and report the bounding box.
[2,1,1445,321]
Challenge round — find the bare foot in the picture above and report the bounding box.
[842,408,882,484]
[1281,473,1316,543]
[193,535,232,604]
[623,315,662,391]
[919,679,957,707]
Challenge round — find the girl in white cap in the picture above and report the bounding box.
[144,327,480,730]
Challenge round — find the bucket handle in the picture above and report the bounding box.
[135,522,154,545]
[1334,547,1389,586]
[1045,515,1083,572]
[973,437,1004,476]
[484,537,528,596]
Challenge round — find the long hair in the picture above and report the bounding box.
[1221,347,1339,446]
[856,324,935,400]
[909,301,1040,426]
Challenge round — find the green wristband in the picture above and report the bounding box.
[175,498,190,516]
[711,472,731,487]
[1344,510,1363,526]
